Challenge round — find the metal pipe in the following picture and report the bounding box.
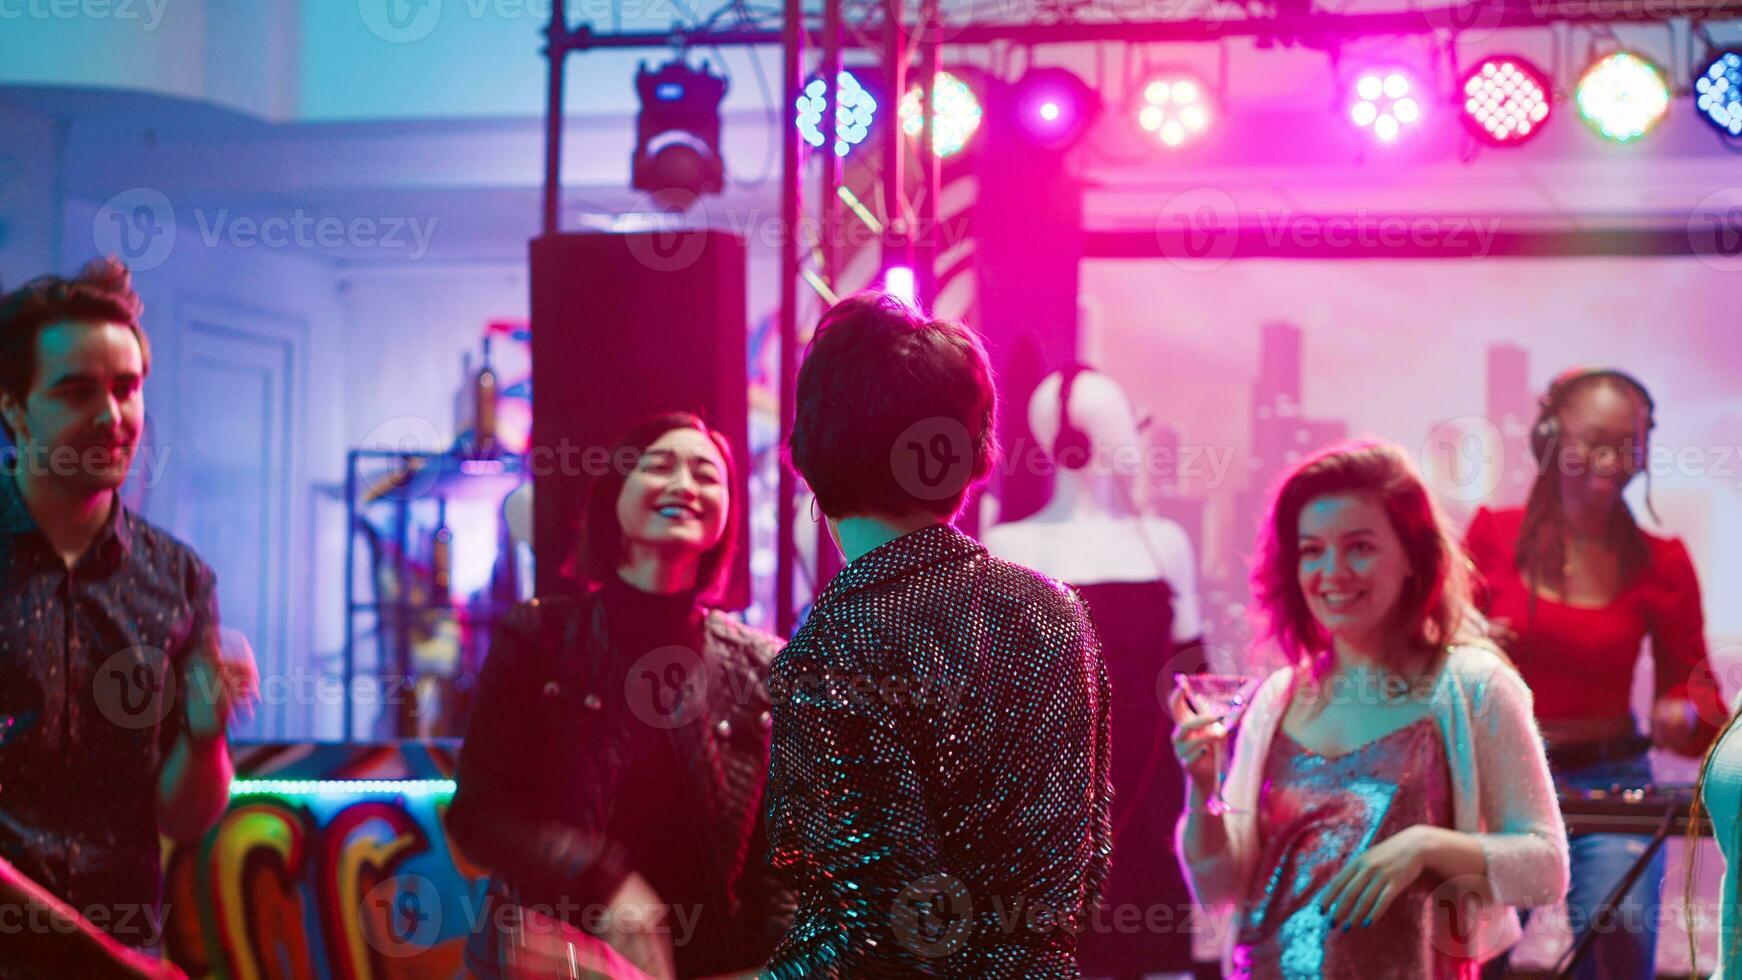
[822,0,843,288]
[917,0,940,306]
[342,450,357,743]
[882,0,907,271]
[776,0,804,637]
[542,0,570,236]
[814,0,848,591]
[561,0,1740,49]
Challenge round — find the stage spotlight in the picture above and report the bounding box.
[1012,67,1100,149]
[1350,70,1423,143]
[633,58,728,205]
[1695,51,1742,137]
[1576,51,1669,142]
[796,70,878,157]
[1461,57,1551,145]
[1136,74,1213,149]
[901,70,984,158]
[883,266,916,304]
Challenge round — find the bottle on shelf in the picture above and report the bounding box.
[473,335,499,458]
[431,522,454,597]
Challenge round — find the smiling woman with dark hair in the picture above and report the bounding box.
[448,411,791,980]
[761,292,1113,977]
[1466,368,1722,980]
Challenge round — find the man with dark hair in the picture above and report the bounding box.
[0,258,252,978]
[763,292,1113,977]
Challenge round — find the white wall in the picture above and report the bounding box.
[58,191,346,739]
[0,103,63,289]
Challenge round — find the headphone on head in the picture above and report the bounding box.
[1529,366,1656,470]
[1052,363,1092,470]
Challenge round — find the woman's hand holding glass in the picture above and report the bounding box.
[1168,685,1231,802]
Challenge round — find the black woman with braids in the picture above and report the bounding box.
[762,292,1114,977]
[1465,368,1722,980]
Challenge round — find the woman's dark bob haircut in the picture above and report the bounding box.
[788,292,998,521]
[578,411,740,604]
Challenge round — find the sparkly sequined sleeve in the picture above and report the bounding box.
[1468,663,1569,908]
[761,550,1113,978]
[761,619,950,977]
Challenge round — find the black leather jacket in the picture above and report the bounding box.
[446,590,792,969]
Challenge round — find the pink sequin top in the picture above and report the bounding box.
[1231,716,1473,980]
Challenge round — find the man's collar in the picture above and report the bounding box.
[814,522,983,606]
[104,489,134,555]
[0,466,133,555]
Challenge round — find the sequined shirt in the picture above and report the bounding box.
[762,524,1114,978]
[1233,716,1464,980]
[0,471,215,941]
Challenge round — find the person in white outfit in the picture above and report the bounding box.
[985,365,1203,976]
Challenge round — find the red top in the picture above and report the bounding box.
[1464,506,1722,754]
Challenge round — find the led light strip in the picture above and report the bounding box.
[229,779,456,799]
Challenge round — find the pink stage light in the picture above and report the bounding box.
[1012,67,1098,149]
[1461,57,1551,145]
[1136,74,1213,149]
[883,266,916,303]
[1350,69,1423,143]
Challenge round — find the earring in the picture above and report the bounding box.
[809,497,821,523]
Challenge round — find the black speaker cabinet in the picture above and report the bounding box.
[529,230,750,608]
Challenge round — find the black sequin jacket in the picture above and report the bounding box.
[762,524,1115,977]
[446,590,793,965]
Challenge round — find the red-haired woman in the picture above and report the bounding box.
[448,412,790,979]
[1173,440,1568,978]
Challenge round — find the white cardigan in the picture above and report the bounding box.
[1177,643,1570,968]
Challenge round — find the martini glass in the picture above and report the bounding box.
[1174,672,1263,815]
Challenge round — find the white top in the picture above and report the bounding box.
[1705,719,1742,979]
[981,515,1203,642]
[1176,643,1570,971]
